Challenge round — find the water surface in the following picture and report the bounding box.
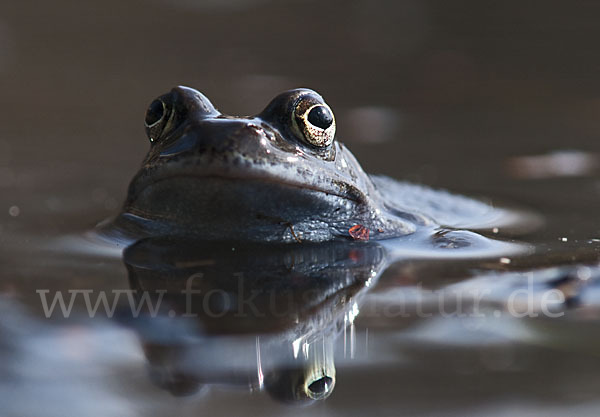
[2,1,600,416]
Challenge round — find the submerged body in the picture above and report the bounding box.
[112,86,517,242]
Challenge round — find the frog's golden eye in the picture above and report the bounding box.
[292,99,336,147]
[144,99,170,143]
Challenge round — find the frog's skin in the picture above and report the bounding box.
[115,86,511,243]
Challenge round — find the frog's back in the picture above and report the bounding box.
[370,175,534,233]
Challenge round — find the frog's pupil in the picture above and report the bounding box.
[307,106,333,130]
[145,99,164,126]
[308,376,333,397]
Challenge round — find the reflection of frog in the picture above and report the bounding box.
[122,238,386,404]
[109,86,516,242]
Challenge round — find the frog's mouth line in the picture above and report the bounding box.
[131,168,369,205]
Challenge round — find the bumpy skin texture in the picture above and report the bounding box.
[117,86,501,243]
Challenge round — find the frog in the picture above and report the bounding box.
[109,86,519,243]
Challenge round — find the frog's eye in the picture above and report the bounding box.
[144,99,170,143]
[145,99,165,126]
[292,99,336,147]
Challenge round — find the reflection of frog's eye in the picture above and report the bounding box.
[145,99,169,143]
[305,376,335,400]
[293,100,336,147]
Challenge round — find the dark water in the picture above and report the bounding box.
[2,1,600,416]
